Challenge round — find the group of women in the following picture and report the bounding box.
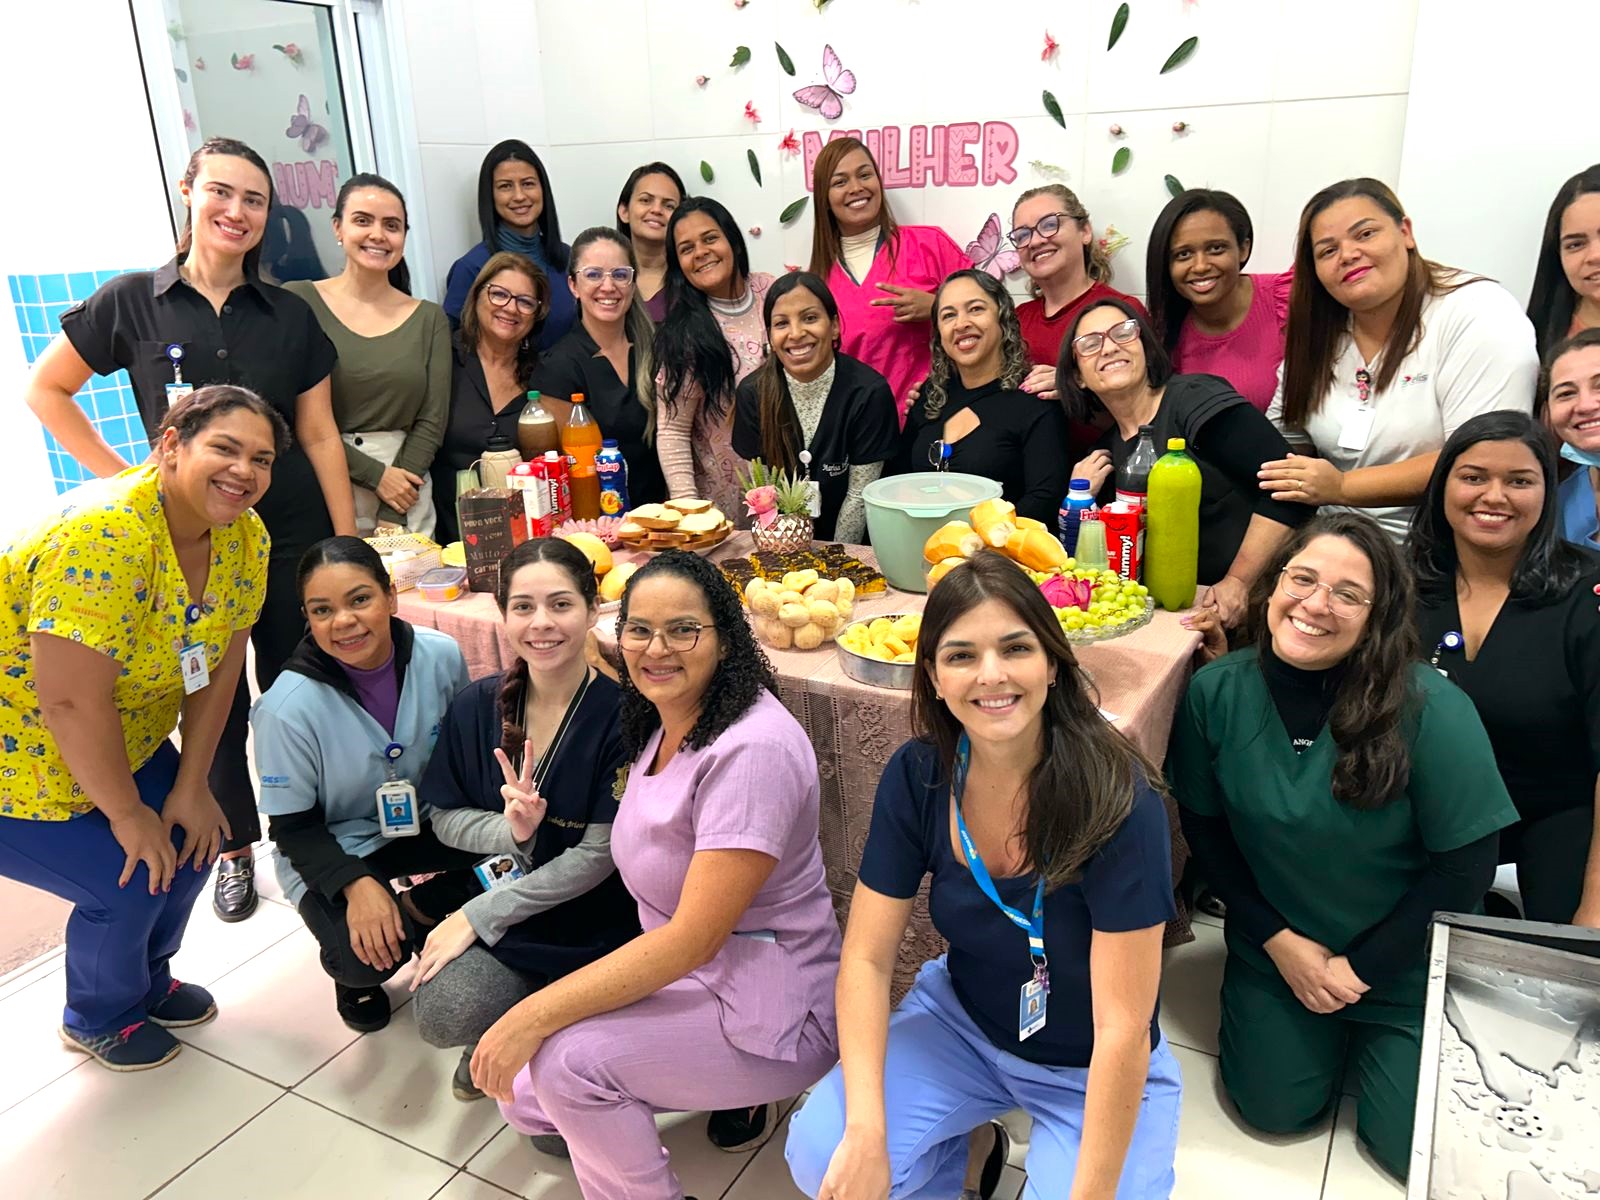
[2,124,1598,1199]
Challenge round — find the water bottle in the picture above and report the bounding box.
[1056,477,1098,555]
[1145,438,1202,611]
[1118,425,1158,509]
[595,439,630,515]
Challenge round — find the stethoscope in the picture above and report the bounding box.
[1429,629,1464,675]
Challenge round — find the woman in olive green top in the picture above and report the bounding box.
[288,174,451,536]
[1168,511,1515,1182]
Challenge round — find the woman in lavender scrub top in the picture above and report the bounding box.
[469,549,842,1199]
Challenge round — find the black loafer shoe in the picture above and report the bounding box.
[706,1102,777,1153]
[335,983,392,1033]
[212,856,258,922]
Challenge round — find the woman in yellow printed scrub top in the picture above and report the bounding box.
[0,385,280,1072]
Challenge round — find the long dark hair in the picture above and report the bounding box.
[1144,188,1254,354]
[1243,512,1417,811]
[1055,298,1175,424]
[655,198,751,423]
[475,140,568,270]
[1408,410,1588,605]
[157,383,290,457]
[176,137,273,279]
[334,172,412,294]
[458,251,547,387]
[1527,165,1600,359]
[295,535,391,598]
[808,137,901,279]
[1279,178,1480,427]
[615,550,775,758]
[752,272,841,470]
[616,161,688,244]
[570,226,658,440]
[493,538,599,762]
[921,270,1030,423]
[912,551,1164,889]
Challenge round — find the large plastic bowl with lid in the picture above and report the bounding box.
[863,472,1003,593]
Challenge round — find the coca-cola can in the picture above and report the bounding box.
[1101,500,1145,581]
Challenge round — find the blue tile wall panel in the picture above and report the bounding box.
[9,270,147,494]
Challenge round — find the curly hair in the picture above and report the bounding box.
[921,269,1032,424]
[1242,511,1419,811]
[615,550,775,759]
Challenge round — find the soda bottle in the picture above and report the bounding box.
[560,394,603,471]
[569,464,602,520]
[516,391,561,459]
[595,438,630,515]
[1056,478,1098,556]
[1117,424,1158,509]
[1145,437,1202,611]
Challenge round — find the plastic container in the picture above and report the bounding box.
[863,472,1003,593]
[1075,514,1110,572]
[479,433,520,490]
[415,565,468,603]
[595,439,629,515]
[1057,478,1098,555]
[516,392,561,459]
[1145,438,1201,611]
[1117,424,1158,509]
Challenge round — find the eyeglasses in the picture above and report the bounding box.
[1278,568,1372,618]
[1070,319,1141,358]
[1007,211,1072,249]
[576,266,636,287]
[619,620,707,653]
[484,284,541,316]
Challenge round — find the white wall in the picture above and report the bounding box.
[1398,0,1597,307]
[398,0,1420,300]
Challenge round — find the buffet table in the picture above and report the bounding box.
[398,535,1201,985]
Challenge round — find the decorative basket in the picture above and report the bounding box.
[365,530,442,592]
[752,513,814,554]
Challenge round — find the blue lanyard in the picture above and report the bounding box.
[952,733,1048,975]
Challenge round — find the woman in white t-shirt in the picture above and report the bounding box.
[1263,178,1538,542]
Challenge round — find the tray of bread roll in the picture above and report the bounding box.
[616,499,733,555]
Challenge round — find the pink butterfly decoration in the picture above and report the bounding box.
[285,93,329,155]
[793,44,856,121]
[966,213,1021,279]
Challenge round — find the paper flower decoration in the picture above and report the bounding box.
[748,226,762,237]
[1042,31,1059,61]
[230,52,254,71]
[744,101,761,125]
[1172,120,1189,134]
[779,130,800,155]
[1098,225,1131,258]
[194,56,206,70]
[735,0,750,7]
[696,75,709,87]
[273,42,304,67]
[1109,123,1125,137]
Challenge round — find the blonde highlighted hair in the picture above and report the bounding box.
[1011,184,1112,295]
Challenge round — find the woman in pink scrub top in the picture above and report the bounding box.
[808,136,970,423]
[469,550,841,1199]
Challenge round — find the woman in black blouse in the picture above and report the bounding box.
[1060,299,1311,628]
[433,252,548,546]
[1410,410,1600,926]
[530,227,666,507]
[897,269,1069,525]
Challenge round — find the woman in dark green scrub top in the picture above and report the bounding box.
[1168,511,1517,1181]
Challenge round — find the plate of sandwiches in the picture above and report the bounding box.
[616,499,734,554]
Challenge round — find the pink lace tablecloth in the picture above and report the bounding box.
[397,535,1200,992]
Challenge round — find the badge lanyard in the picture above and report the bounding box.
[519,668,593,794]
[952,733,1051,1040]
[164,343,193,416]
[1430,629,1463,677]
[178,601,210,695]
[377,740,420,837]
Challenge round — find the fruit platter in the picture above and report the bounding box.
[1026,567,1154,644]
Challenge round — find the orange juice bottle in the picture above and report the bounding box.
[1145,438,1201,611]
[560,395,603,471]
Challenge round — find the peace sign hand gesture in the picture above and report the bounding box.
[493,741,547,844]
[869,282,937,324]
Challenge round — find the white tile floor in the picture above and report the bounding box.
[0,863,1404,1200]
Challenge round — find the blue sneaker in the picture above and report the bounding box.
[147,980,218,1028]
[60,1020,181,1071]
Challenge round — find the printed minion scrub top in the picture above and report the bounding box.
[0,462,268,821]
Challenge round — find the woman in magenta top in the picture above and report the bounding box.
[808,137,969,424]
[1146,189,1292,413]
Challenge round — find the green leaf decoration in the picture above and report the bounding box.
[1164,174,1185,198]
[780,196,810,224]
[174,67,188,83]
[1108,3,1129,50]
[1042,90,1065,129]
[1112,147,1132,175]
[700,161,715,184]
[776,42,795,76]
[1161,36,1198,74]
[730,45,751,69]
[748,149,763,187]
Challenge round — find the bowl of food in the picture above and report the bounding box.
[834,612,922,690]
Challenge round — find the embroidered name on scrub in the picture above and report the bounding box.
[179,602,209,695]
[952,733,1050,1041]
[376,740,420,837]
[164,343,194,413]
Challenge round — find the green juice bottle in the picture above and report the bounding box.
[1145,438,1201,611]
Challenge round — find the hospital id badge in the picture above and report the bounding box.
[179,642,210,694]
[804,480,822,518]
[1018,977,1048,1041]
[376,780,420,837]
[165,382,194,409]
[473,851,532,891]
[1337,406,1374,452]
